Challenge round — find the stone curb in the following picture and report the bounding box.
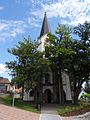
[72,112,90,118]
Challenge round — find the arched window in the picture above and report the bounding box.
[29,91,34,97]
[45,73,50,83]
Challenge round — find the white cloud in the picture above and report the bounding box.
[0,23,7,31]
[0,0,90,42]
[30,0,90,26]
[0,20,28,42]
[0,6,4,10]
[0,64,6,74]
[0,63,12,80]
[28,17,39,27]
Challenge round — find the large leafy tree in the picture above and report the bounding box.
[46,23,90,104]
[74,21,90,47]
[73,21,90,93]
[46,24,74,104]
[66,22,90,103]
[6,37,48,99]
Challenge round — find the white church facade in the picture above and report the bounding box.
[23,13,72,103]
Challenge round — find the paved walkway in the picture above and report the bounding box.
[0,104,39,120]
[41,104,58,114]
[0,103,89,120]
[40,114,61,120]
[40,104,74,120]
[40,104,90,120]
[40,104,61,120]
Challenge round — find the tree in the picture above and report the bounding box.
[46,24,74,104]
[73,21,90,89]
[6,37,48,100]
[74,21,90,47]
[70,21,90,103]
[46,23,90,104]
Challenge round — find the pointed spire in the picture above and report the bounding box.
[40,12,50,37]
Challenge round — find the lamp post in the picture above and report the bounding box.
[12,84,16,107]
[8,64,17,106]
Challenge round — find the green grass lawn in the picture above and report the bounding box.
[57,102,90,116]
[0,94,39,113]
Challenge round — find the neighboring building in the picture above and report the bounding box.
[78,81,90,100]
[0,77,10,93]
[23,13,72,103]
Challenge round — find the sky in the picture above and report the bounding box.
[0,0,90,80]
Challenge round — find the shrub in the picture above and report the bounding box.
[82,94,90,102]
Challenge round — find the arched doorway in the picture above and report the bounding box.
[44,89,52,103]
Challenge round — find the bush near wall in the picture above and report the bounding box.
[82,93,90,102]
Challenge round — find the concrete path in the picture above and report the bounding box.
[41,104,58,115]
[40,104,75,120]
[40,104,62,120]
[39,114,61,120]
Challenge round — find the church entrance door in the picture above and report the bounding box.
[44,89,51,103]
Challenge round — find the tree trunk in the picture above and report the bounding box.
[21,84,24,100]
[58,58,65,104]
[73,76,79,104]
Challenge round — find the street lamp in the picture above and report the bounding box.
[12,84,16,107]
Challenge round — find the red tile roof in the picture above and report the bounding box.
[0,77,10,84]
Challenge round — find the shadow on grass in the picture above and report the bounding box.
[0,94,39,113]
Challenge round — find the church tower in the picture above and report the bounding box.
[40,12,50,37]
[23,12,72,103]
[38,12,72,103]
[38,12,50,52]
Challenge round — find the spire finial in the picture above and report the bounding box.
[45,12,46,15]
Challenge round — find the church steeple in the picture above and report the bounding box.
[40,12,50,37]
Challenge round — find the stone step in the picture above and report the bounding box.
[39,114,61,120]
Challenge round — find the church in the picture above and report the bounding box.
[23,13,72,103]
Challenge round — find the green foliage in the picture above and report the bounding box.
[74,21,90,46]
[46,22,90,104]
[6,37,49,91]
[57,102,90,116]
[47,25,74,70]
[82,94,90,102]
[73,22,90,86]
[6,22,90,104]
[83,94,90,98]
[46,24,74,104]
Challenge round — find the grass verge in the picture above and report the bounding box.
[57,102,90,116]
[0,94,39,113]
